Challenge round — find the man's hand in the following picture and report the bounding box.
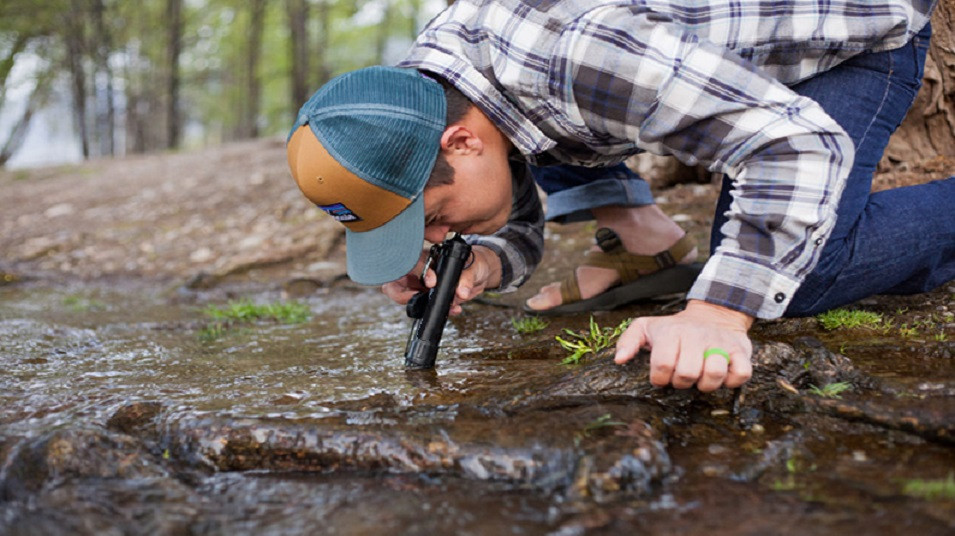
[614,300,754,392]
[381,245,502,315]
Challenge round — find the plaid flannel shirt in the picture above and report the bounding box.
[399,0,935,318]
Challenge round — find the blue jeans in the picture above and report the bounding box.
[531,23,955,316]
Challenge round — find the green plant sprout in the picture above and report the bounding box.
[898,323,919,339]
[808,382,852,399]
[903,473,955,500]
[63,295,106,312]
[510,316,549,335]
[816,308,884,331]
[555,316,632,365]
[200,299,311,341]
[574,413,626,446]
[202,300,310,324]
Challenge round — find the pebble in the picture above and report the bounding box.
[44,203,75,218]
[701,465,726,477]
[190,247,214,263]
[707,444,730,455]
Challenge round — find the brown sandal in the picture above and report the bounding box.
[526,228,703,315]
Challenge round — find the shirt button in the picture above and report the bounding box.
[774,292,786,303]
[815,238,823,246]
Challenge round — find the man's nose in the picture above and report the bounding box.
[424,225,451,243]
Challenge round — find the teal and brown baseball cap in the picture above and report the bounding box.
[287,66,446,285]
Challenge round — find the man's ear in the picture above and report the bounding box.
[440,125,483,155]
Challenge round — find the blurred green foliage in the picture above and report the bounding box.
[0,0,439,162]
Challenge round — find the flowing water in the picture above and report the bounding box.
[1,280,953,535]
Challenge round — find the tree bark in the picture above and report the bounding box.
[315,0,331,86]
[238,0,267,139]
[91,0,115,156]
[166,0,184,149]
[64,0,90,159]
[0,70,53,166]
[286,0,310,110]
[884,0,955,162]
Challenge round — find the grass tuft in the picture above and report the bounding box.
[63,295,106,312]
[200,299,310,341]
[555,316,631,365]
[808,382,852,399]
[511,316,550,335]
[903,473,955,500]
[816,308,884,331]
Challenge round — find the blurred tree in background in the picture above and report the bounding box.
[0,0,436,165]
[0,0,951,169]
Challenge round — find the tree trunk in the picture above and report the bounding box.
[883,0,955,162]
[315,0,331,86]
[166,0,184,149]
[240,0,267,139]
[286,0,310,110]
[64,0,90,159]
[0,70,53,166]
[0,34,30,96]
[91,0,115,156]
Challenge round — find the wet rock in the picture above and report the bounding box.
[738,338,955,445]
[281,277,323,298]
[0,271,20,286]
[734,338,871,423]
[0,428,168,500]
[270,392,305,405]
[793,395,955,445]
[502,353,700,413]
[0,477,200,536]
[568,419,673,503]
[182,271,220,290]
[106,401,163,437]
[163,403,672,502]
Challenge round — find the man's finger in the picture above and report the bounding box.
[696,349,730,392]
[380,282,416,305]
[424,268,437,288]
[647,333,680,387]
[724,339,754,388]
[672,338,705,390]
[614,318,649,364]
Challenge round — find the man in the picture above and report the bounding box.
[286,0,953,392]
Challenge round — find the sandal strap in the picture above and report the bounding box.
[559,272,582,304]
[587,229,696,284]
[556,228,696,305]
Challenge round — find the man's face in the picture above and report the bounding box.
[422,151,513,244]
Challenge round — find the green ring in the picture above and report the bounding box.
[703,347,731,365]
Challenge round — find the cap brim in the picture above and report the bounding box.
[345,195,424,285]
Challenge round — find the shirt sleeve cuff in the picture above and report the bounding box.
[686,253,802,319]
[464,235,521,293]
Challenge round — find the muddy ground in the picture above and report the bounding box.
[1,139,954,535]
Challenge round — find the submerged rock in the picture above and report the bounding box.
[163,402,672,502]
[0,428,168,500]
[106,401,164,437]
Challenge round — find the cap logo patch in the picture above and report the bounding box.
[318,202,362,222]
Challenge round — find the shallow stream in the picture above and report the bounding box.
[1,280,953,535]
